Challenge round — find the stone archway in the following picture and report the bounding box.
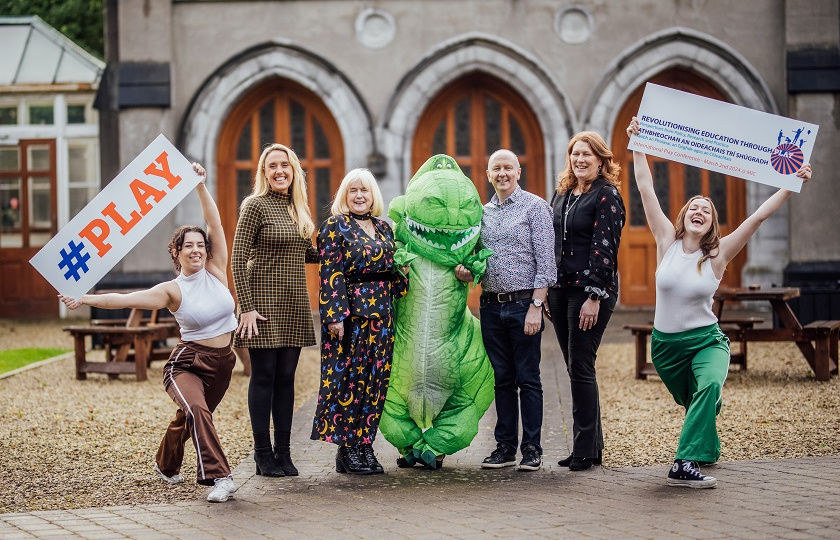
[177,42,374,225]
[380,32,574,198]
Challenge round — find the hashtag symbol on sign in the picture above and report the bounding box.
[58,240,91,282]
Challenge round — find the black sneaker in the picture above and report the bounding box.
[481,444,516,468]
[518,444,542,471]
[667,460,717,489]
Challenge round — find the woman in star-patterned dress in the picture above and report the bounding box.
[311,169,408,475]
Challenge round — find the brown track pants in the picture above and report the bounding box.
[155,341,235,486]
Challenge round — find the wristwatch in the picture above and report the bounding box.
[531,298,544,308]
[588,292,601,302]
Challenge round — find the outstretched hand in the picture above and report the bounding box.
[193,162,206,184]
[58,294,82,310]
[627,116,640,138]
[796,163,812,184]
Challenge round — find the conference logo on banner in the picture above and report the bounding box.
[29,134,201,298]
[628,83,819,192]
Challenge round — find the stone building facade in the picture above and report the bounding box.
[94,0,839,311]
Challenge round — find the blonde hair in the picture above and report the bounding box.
[675,195,721,273]
[556,131,621,194]
[241,143,315,238]
[330,168,384,217]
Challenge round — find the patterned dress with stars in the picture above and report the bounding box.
[311,214,408,446]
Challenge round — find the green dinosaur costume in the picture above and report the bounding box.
[379,154,495,467]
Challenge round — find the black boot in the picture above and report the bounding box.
[335,445,373,475]
[273,431,298,476]
[253,432,284,477]
[358,443,384,474]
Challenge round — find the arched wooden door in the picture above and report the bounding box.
[217,78,345,307]
[412,74,546,308]
[612,69,746,306]
[412,74,546,200]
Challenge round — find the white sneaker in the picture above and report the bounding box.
[207,476,236,503]
[154,462,183,484]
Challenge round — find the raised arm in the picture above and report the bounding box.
[192,163,228,284]
[627,117,676,256]
[716,164,811,272]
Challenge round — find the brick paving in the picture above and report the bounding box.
[2,317,839,539]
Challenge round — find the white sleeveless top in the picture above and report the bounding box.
[653,240,721,334]
[173,268,237,341]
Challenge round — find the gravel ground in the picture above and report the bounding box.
[0,318,319,513]
[1,317,838,513]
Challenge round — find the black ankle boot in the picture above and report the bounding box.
[273,431,298,476]
[358,443,384,474]
[569,456,596,471]
[253,432,284,477]
[560,451,602,468]
[336,445,373,475]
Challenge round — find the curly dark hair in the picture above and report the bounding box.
[167,226,212,273]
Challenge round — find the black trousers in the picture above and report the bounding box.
[547,287,615,458]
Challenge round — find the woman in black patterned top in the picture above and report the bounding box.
[548,132,626,471]
[231,143,317,478]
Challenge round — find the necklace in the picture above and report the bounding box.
[562,191,582,242]
[354,216,376,238]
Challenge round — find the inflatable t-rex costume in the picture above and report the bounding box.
[379,154,494,468]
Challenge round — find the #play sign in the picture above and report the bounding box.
[30,134,201,298]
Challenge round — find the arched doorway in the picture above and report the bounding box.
[411,73,546,308]
[217,78,345,307]
[612,69,747,306]
[412,73,546,201]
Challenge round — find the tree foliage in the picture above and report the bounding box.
[0,0,104,58]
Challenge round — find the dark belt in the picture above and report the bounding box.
[346,271,399,284]
[481,289,534,303]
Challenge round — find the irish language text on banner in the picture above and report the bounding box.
[30,134,201,298]
[627,83,818,192]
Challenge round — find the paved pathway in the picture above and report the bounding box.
[2,319,839,539]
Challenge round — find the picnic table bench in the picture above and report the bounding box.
[625,316,764,380]
[63,307,180,382]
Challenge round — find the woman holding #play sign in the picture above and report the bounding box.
[59,162,239,503]
[627,116,811,489]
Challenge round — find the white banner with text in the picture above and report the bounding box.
[627,83,818,192]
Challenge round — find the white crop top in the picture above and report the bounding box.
[173,268,238,341]
[653,240,721,334]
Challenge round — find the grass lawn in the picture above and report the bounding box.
[0,348,70,375]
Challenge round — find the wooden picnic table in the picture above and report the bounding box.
[63,307,180,382]
[713,286,839,381]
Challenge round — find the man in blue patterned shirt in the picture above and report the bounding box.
[457,149,556,471]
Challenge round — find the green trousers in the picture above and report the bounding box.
[651,323,730,464]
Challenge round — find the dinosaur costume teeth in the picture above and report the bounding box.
[404,217,480,252]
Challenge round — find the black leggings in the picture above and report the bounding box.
[248,347,300,434]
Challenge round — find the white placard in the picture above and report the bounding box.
[30,134,201,298]
[628,83,819,192]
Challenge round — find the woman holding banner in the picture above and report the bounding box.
[59,163,238,503]
[231,143,317,478]
[626,116,811,488]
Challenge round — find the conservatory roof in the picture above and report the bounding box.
[0,15,104,88]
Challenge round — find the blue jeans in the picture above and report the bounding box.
[480,297,544,453]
